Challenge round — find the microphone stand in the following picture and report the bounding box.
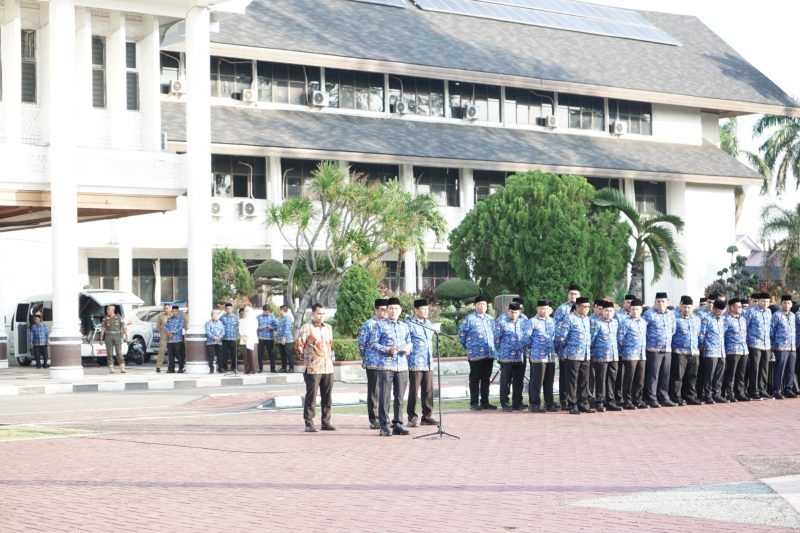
[406,316,460,440]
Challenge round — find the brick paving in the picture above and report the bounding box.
[2,396,800,532]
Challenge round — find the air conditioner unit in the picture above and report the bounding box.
[240,200,257,218]
[242,88,255,103]
[168,79,184,95]
[612,121,627,135]
[309,90,329,107]
[394,100,409,115]
[537,115,558,129]
[463,104,478,120]
[211,201,222,216]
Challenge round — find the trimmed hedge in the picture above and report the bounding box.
[330,336,466,361]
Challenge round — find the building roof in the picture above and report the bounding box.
[162,102,761,185]
[208,0,799,116]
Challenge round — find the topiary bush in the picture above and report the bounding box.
[433,278,482,304]
[332,339,360,361]
[335,265,380,338]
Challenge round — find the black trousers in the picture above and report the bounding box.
[622,359,645,404]
[278,343,294,370]
[724,353,748,398]
[670,353,699,401]
[167,342,185,371]
[591,360,618,406]
[366,368,380,425]
[499,360,527,408]
[645,350,671,403]
[614,359,626,404]
[529,361,555,407]
[774,350,797,395]
[32,345,48,366]
[562,359,590,408]
[700,357,722,399]
[258,339,276,371]
[379,369,409,430]
[303,372,333,425]
[712,356,726,397]
[407,369,434,421]
[222,339,237,370]
[468,358,493,406]
[559,360,568,407]
[748,347,770,397]
[206,344,222,371]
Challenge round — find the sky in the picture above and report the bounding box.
[585,0,800,242]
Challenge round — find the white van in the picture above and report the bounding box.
[7,289,143,366]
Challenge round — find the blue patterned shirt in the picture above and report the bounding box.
[256,313,278,340]
[369,318,411,371]
[614,309,630,324]
[724,314,748,355]
[618,317,647,361]
[29,323,49,346]
[219,313,239,341]
[590,318,619,361]
[528,315,555,362]
[458,312,495,361]
[642,308,677,352]
[205,319,224,345]
[771,311,796,351]
[553,301,573,326]
[554,313,591,361]
[494,313,528,363]
[165,316,185,343]
[357,318,378,368]
[672,314,701,355]
[407,317,434,371]
[699,313,726,358]
[277,314,294,343]
[746,307,772,350]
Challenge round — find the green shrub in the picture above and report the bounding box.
[433,278,482,304]
[332,339,360,361]
[438,336,467,358]
[335,265,380,338]
[439,317,457,335]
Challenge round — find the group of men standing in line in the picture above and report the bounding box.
[457,287,799,415]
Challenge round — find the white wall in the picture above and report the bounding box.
[651,103,702,145]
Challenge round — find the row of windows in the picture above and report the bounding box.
[383,261,458,292]
[88,258,186,306]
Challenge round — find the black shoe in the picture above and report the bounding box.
[470,404,482,411]
[420,417,438,425]
[321,423,337,431]
[513,403,528,411]
[501,405,513,413]
[606,403,623,412]
[660,400,678,407]
[760,391,772,399]
[728,396,738,403]
[379,428,392,436]
[209,369,215,374]
[687,398,702,405]
[35,364,42,369]
[545,404,560,412]
[369,422,380,430]
[43,363,50,369]
[713,396,729,404]
[704,398,716,405]
[736,395,751,402]
[288,367,295,373]
[178,368,185,373]
[637,402,649,409]
[156,367,161,373]
[647,401,661,408]
[785,390,797,398]
[305,424,318,433]
[595,405,606,413]
[270,367,276,373]
[578,405,596,414]
[481,404,498,410]
[529,405,546,413]
[407,418,419,428]
[675,399,686,406]
[392,426,410,436]
[278,368,286,373]
[623,402,637,410]
[167,369,175,374]
[774,393,785,400]
[569,406,581,415]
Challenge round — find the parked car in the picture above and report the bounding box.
[127,304,189,363]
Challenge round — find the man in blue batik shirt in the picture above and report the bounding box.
[165,306,185,373]
[590,301,620,412]
[554,296,593,415]
[257,304,279,373]
[746,292,772,400]
[642,292,678,408]
[358,299,388,430]
[554,284,581,409]
[724,298,749,402]
[670,296,702,405]
[458,295,496,410]
[528,300,557,413]
[205,310,224,373]
[495,301,530,412]
[699,299,727,403]
[618,298,648,409]
[219,303,239,372]
[770,295,796,399]
[277,305,295,372]
[29,312,49,369]
[407,299,438,428]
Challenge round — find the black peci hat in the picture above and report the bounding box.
[575,297,590,305]
[782,294,794,302]
[509,302,521,311]
[714,300,727,310]
[474,295,488,304]
[655,292,668,299]
[680,296,693,305]
[387,297,402,306]
[414,299,428,308]
[568,284,581,292]
[624,294,636,301]
[536,300,549,307]
[630,298,644,307]
[600,301,614,309]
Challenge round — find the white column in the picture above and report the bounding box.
[267,156,284,262]
[117,220,133,294]
[139,15,161,152]
[184,6,212,374]
[153,258,162,304]
[2,1,22,143]
[74,8,92,121]
[107,11,126,150]
[47,0,82,380]
[461,168,475,212]
[400,164,417,293]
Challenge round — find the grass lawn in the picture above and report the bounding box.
[0,425,93,441]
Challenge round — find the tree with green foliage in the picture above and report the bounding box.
[252,259,289,303]
[751,114,800,195]
[212,248,254,304]
[720,118,767,221]
[335,265,380,338]
[705,245,760,298]
[593,188,685,299]
[760,201,800,291]
[449,170,630,307]
[433,278,481,305]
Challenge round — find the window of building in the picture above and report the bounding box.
[91,36,106,108]
[257,62,320,105]
[282,158,323,198]
[415,167,459,207]
[382,261,406,293]
[132,259,155,306]
[389,75,445,117]
[88,258,119,290]
[160,259,188,303]
[448,82,500,122]
[557,93,604,131]
[504,88,554,126]
[125,42,139,111]
[421,261,457,290]
[608,99,652,135]
[634,181,666,215]
[21,29,36,103]
[348,162,399,186]
[212,155,267,199]
[210,56,253,98]
[474,170,509,202]
[325,68,384,112]
[586,177,621,191]
[160,51,182,90]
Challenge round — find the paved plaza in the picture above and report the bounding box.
[2,386,800,532]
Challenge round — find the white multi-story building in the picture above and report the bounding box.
[1,0,798,376]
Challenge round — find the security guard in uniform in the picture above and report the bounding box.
[155,303,171,373]
[100,304,126,373]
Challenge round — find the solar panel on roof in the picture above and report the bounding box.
[410,0,680,46]
[348,0,406,7]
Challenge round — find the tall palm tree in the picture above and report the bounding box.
[760,202,800,286]
[752,114,800,195]
[593,188,685,299]
[720,117,771,221]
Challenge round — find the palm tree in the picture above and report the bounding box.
[760,202,800,287]
[752,114,800,195]
[720,118,770,221]
[593,188,685,299]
